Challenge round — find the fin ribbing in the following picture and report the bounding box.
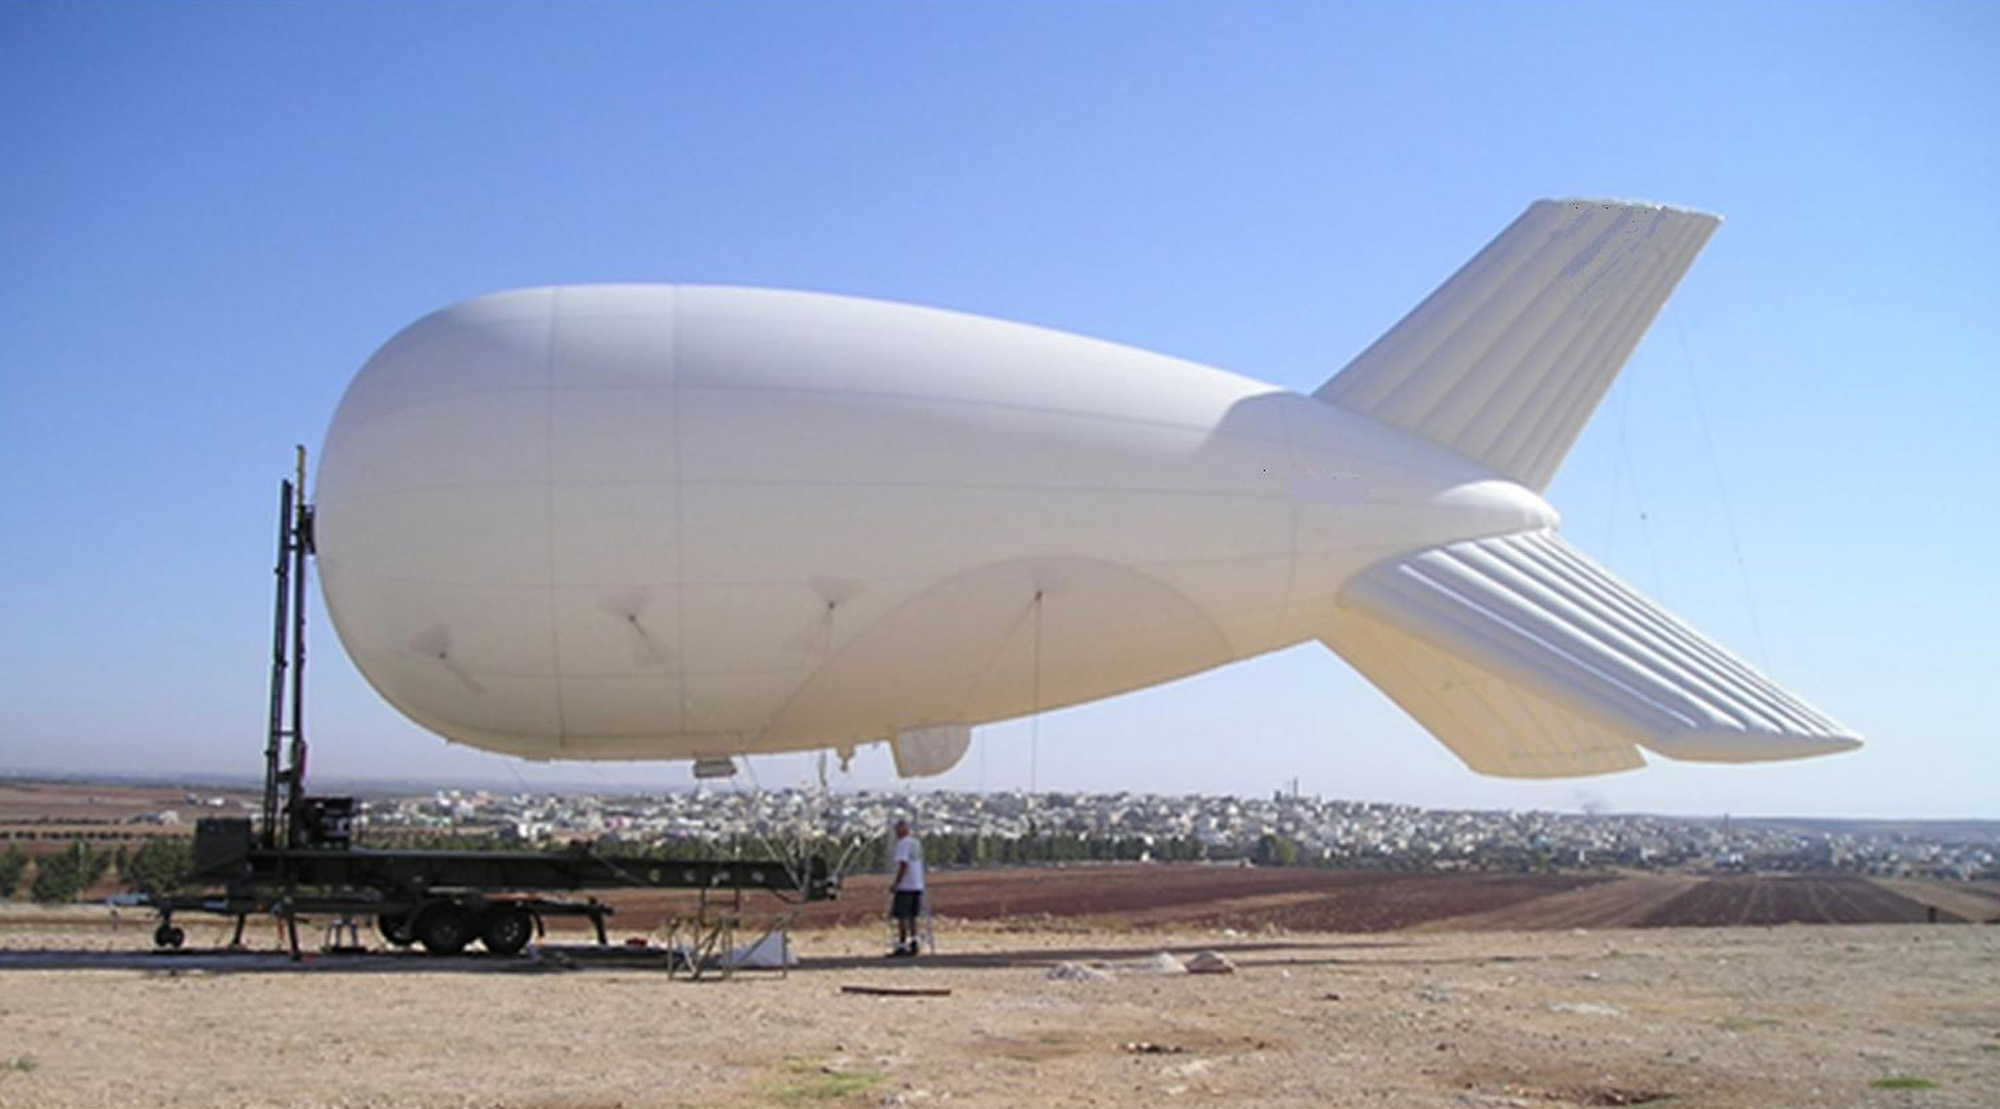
[1316,199,1718,491]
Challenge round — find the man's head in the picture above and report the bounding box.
[894,819,910,839]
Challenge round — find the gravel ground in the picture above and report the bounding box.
[2,913,1997,1108]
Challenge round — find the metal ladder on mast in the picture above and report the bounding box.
[258,446,314,953]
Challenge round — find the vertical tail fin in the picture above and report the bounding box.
[1316,199,1718,490]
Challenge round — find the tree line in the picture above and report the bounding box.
[0,838,192,904]
[0,828,1319,904]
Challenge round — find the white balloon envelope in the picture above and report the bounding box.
[316,199,1861,779]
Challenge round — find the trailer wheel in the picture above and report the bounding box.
[414,902,475,956]
[479,905,534,955]
[153,923,185,950]
[376,911,415,947]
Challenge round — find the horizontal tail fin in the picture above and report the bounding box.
[1322,530,1860,779]
[1322,611,1649,779]
[1316,199,1718,491]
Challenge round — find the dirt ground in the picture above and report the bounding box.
[2,908,1997,1109]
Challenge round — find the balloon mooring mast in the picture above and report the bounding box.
[259,446,315,850]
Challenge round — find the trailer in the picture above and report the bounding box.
[151,450,839,958]
[154,817,833,955]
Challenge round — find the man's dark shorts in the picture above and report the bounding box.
[891,889,924,920]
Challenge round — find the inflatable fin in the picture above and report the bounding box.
[1323,530,1859,778]
[1316,199,1718,491]
[1321,609,1647,779]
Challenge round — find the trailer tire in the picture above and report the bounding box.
[376,911,415,947]
[414,902,476,955]
[479,904,534,955]
[153,923,185,950]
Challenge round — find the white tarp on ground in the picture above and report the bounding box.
[721,932,796,969]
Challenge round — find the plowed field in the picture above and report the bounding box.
[1636,874,1951,925]
[594,865,1995,934]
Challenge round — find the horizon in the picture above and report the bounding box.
[8,770,1999,829]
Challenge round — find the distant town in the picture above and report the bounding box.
[10,775,1996,881]
[328,786,1998,879]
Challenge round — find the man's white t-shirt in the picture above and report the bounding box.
[891,835,925,891]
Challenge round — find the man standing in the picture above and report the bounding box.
[887,818,926,958]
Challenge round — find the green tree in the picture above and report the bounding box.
[1253,834,1300,867]
[124,837,194,896]
[0,844,26,899]
[31,841,107,904]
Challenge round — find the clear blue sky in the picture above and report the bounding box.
[2,2,1994,817]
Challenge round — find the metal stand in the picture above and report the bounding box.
[665,885,798,980]
[666,899,739,980]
